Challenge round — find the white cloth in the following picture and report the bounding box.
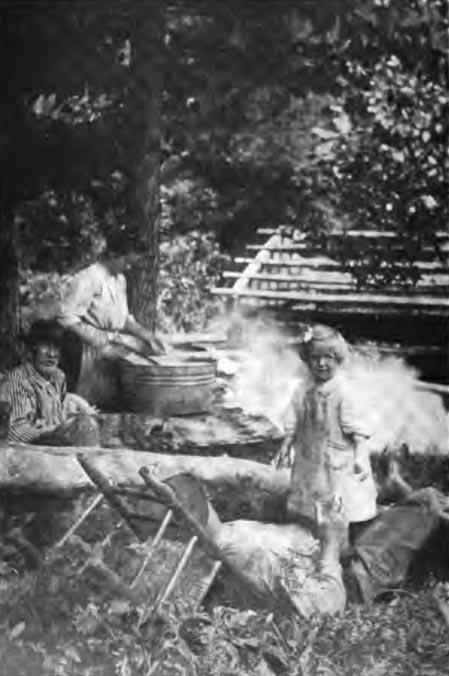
[215,520,346,618]
[59,263,129,334]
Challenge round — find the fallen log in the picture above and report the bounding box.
[0,443,290,521]
[1,443,448,521]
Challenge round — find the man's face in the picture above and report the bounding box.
[32,340,61,377]
[307,349,339,382]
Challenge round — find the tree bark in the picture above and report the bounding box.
[126,6,164,331]
[0,10,22,370]
[0,218,21,371]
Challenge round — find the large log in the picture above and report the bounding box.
[0,443,290,521]
[1,442,448,520]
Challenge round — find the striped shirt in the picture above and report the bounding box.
[0,362,66,443]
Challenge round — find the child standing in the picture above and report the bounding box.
[278,325,377,527]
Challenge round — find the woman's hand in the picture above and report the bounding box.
[124,315,166,355]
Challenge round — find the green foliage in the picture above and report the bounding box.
[1,544,448,676]
[305,0,448,285]
[2,0,447,340]
[157,230,230,333]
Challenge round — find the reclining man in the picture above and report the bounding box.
[165,463,448,620]
[0,319,99,446]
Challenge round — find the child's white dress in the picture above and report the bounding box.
[284,373,377,523]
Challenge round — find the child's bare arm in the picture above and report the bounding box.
[274,430,295,469]
[353,434,372,479]
[274,386,303,469]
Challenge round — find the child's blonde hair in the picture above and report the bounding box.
[299,325,350,364]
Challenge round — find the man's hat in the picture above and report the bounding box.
[24,319,65,348]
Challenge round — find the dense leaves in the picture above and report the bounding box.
[1,0,447,360]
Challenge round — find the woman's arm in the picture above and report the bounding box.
[123,315,166,355]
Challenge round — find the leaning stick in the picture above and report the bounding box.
[143,536,198,625]
[52,494,104,551]
[138,467,298,614]
[130,509,173,589]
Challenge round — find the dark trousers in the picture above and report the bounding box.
[349,496,440,602]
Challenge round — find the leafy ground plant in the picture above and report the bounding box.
[1,533,448,676]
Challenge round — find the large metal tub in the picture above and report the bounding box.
[119,353,217,416]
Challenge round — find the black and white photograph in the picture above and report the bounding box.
[0,1,448,674]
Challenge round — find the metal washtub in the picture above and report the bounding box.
[119,353,217,416]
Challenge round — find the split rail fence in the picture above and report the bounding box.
[212,226,449,319]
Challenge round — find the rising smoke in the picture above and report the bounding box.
[213,311,448,456]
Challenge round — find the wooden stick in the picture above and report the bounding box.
[51,494,104,551]
[234,234,279,294]
[77,454,143,539]
[138,467,298,614]
[138,535,198,627]
[156,537,197,609]
[130,509,173,589]
[190,560,222,611]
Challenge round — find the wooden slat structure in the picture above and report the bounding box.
[213,226,449,319]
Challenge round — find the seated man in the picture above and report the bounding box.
[0,320,99,446]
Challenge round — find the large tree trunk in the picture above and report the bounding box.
[1,442,448,521]
[126,6,163,331]
[0,12,22,371]
[0,220,20,371]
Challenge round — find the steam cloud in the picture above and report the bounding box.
[213,311,448,456]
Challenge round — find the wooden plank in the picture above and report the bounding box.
[222,271,447,294]
[292,305,446,317]
[334,229,449,241]
[223,272,354,290]
[256,227,449,241]
[247,243,448,260]
[235,256,338,268]
[234,234,279,294]
[247,243,308,253]
[233,256,449,274]
[415,381,449,396]
[212,286,449,310]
